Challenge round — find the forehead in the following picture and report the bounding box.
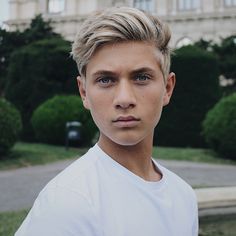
[86,41,163,76]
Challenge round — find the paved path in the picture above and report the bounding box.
[0,159,236,212]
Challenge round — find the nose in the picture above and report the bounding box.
[113,80,136,109]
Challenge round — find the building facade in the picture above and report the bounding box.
[6,0,236,47]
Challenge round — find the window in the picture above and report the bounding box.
[133,0,155,12]
[178,0,200,11]
[176,37,193,48]
[48,0,65,14]
[224,0,236,7]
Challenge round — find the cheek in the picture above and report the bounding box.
[144,91,165,120]
[87,97,109,125]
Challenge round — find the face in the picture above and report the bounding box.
[78,41,175,148]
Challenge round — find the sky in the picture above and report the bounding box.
[0,0,9,27]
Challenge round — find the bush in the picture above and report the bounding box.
[5,38,78,140]
[0,15,60,96]
[155,45,221,147]
[0,98,22,156]
[31,95,97,146]
[202,93,236,160]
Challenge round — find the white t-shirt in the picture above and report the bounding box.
[15,144,198,236]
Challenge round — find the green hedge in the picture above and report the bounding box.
[0,98,22,156]
[31,95,97,146]
[202,93,236,160]
[5,38,78,140]
[155,45,221,147]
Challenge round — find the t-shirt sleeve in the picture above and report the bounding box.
[15,186,102,236]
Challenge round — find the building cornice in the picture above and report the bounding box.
[161,11,236,23]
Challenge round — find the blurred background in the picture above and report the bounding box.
[1,0,235,155]
[0,1,236,235]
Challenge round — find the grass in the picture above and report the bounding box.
[0,142,235,171]
[152,146,236,165]
[0,143,235,235]
[0,142,87,170]
[199,214,236,236]
[0,209,28,236]
[1,209,236,236]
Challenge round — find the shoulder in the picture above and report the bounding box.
[157,162,197,201]
[15,146,103,236]
[157,161,198,217]
[15,185,102,235]
[45,145,100,198]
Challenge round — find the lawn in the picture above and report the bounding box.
[199,214,236,236]
[0,142,87,170]
[152,146,235,165]
[0,143,235,235]
[0,209,28,236]
[0,142,235,170]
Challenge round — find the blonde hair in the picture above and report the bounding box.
[71,7,171,80]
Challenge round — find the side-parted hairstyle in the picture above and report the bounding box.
[71,7,172,81]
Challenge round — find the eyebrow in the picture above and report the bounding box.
[130,67,155,76]
[91,70,117,78]
[91,67,155,78]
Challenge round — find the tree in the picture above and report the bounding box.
[5,38,78,140]
[214,35,236,93]
[0,15,61,96]
[31,95,97,146]
[155,46,221,147]
[23,14,61,43]
[202,93,236,160]
[194,35,236,94]
[0,98,22,157]
[0,29,25,95]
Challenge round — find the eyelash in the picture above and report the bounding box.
[97,77,115,86]
[96,73,151,87]
[135,74,151,83]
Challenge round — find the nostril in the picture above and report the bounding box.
[113,82,137,108]
[115,103,135,109]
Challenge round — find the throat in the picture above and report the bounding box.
[128,160,162,182]
[98,138,162,182]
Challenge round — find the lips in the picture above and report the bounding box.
[112,116,140,128]
[115,116,139,121]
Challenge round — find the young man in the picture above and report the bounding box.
[15,7,198,236]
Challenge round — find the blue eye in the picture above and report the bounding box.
[97,77,115,87]
[99,78,111,84]
[135,74,150,83]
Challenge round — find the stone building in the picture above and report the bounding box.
[6,0,236,46]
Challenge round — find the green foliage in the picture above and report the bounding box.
[0,15,61,95]
[213,35,236,80]
[202,93,236,160]
[194,35,236,94]
[0,142,86,170]
[0,29,25,95]
[155,45,221,147]
[5,38,78,140]
[194,39,214,51]
[0,209,29,236]
[31,95,97,145]
[23,14,60,43]
[0,99,22,157]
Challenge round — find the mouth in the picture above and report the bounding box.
[112,116,140,128]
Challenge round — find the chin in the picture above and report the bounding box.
[110,136,146,147]
[99,129,153,147]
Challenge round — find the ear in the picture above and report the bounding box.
[163,72,176,106]
[77,76,90,110]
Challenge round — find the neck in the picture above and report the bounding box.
[98,135,162,182]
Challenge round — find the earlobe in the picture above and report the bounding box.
[77,76,90,110]
[163,72,176,106]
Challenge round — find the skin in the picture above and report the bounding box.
[78,41,175,182]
